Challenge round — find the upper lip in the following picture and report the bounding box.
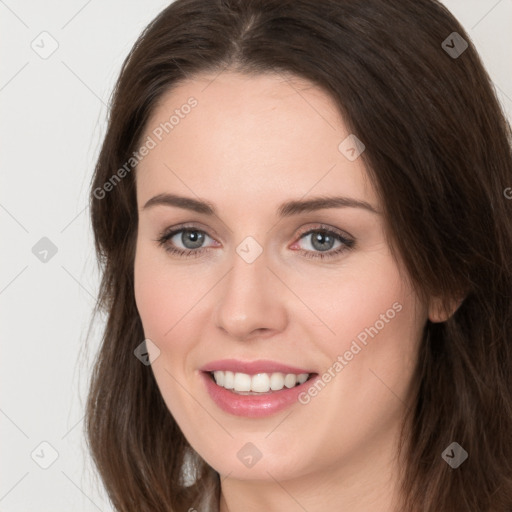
[200,359,314,375]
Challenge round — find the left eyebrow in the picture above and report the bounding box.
[277,195,380,216]
[142,193,380,216]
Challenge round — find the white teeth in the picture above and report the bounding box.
[251,373,270,392]
[270,372,284,390]
[213,370,224,387]
[297,373,308,384]
[233,372,251,392]
[223,371,234,389]
[284,374,297,388]
[211,371,310,393]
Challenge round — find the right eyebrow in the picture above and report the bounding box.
[142,193,215,215]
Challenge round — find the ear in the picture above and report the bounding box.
[428,295,465,323]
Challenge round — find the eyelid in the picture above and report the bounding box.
[157,222,219,242]
[293,223,354,242]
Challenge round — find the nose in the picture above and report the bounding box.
[213,244,288,341]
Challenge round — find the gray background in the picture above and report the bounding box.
[1,0,511,510]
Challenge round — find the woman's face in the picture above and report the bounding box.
[134,71,428,482]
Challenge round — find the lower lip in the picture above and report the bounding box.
[200,371,319,418]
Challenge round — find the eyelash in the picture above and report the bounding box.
[155,223,355,260]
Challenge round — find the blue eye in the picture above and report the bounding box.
[295,228,355,259]
[156,224,355,260]
[157,227,215,258]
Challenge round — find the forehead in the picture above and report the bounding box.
[136,71,377,209]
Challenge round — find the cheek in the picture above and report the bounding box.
[133,253,169,339]
[289,269,424,468]
[134,242,196,340]
[134,251,167,338]
[305,254,424,393]
[133,246,196,416]
[291,253,411,345]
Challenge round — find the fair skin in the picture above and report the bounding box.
[133,71,448,512]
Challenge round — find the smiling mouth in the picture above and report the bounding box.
[207,370,317,395]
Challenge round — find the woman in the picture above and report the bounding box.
[86,0,512,510]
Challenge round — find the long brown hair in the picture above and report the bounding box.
[85,1,512,510]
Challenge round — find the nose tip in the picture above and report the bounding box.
[217,322,275,342]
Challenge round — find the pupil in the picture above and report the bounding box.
[182,230,204,249]
[312,232,334,251]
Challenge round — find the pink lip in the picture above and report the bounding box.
[198,360,319,418]
[199,359,313,375]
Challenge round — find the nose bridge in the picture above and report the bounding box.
[213,236,287,339]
